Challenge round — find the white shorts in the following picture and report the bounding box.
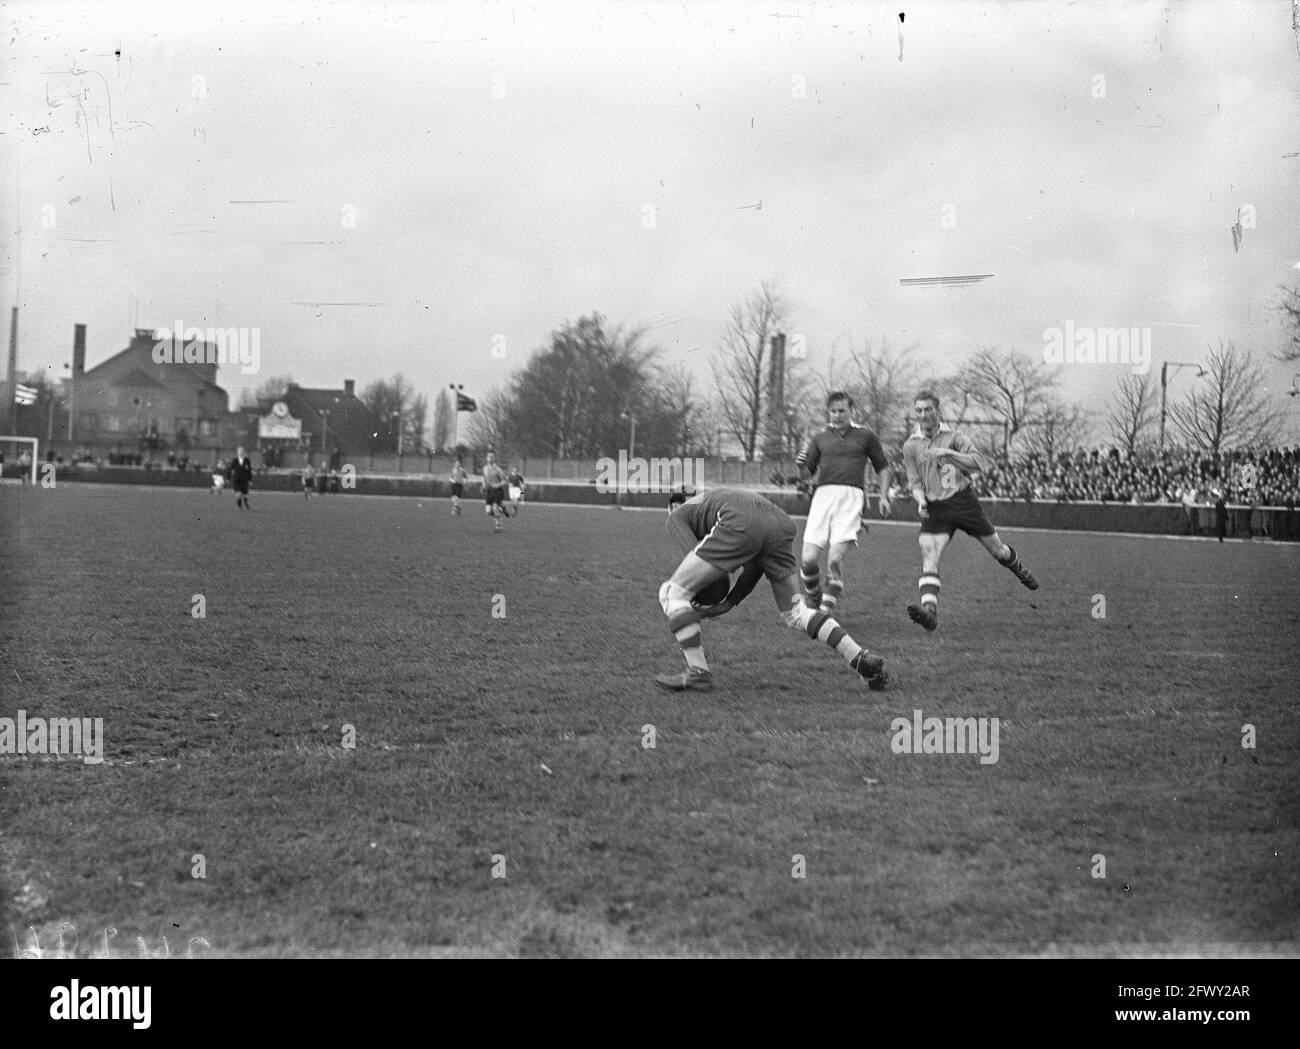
[508,485,523,502]
[211,474,225,489]
[804,484,865,548]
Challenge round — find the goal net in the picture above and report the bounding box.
[0,436,38,484]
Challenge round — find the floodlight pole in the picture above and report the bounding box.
[450,384,464,453]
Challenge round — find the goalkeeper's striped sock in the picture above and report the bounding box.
[662,584,710,672]
[919,572,940,613]
[802,609,863,665]
[800,561,822,606]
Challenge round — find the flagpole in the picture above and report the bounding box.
[449,383,462,454]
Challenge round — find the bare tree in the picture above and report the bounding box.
[955,346,1059,453]
[646,363,704,457]
[361,374,421,452]
[1169,340,1285,454]
[825,335,921,457]
[237,373,294,410]
[463,386,516,458]
[710,280,789,460]
[1277,283,1300,362]
[1021,394,1093,460]
[1105,372,1158,456]
[500,314,659,458]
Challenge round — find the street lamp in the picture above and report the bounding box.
[319,395,341,455]
[1159,361,1207,452]
[392,408,403,472]
[620,410,637,460]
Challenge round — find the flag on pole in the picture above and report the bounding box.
[456,393,477,412]
[14,383,37,406]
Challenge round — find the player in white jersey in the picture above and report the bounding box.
[450,460,468,515]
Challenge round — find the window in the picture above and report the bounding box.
[199,419,216,438]
[104,415,121,432]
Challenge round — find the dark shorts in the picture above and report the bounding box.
[921,487,996,538]
[485,486,506,506]
[233,479,250,495]
[694,509,798,581]
[451,482,464,497]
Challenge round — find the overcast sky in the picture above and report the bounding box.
[4,0,1299,435]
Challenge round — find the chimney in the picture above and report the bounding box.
[343,379,355,397]
[73,324,86,374]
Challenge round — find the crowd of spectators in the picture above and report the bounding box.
[884,445,1300,509]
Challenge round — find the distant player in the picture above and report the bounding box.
[227,446,254,510]
[302,461,316,500]
[654,487,890,692]
[796,391,893,614]
[211,457,226,495]
[449,459,468,515]
[482,450,509,533]
[506,466,526,515]
[902,390,1037,632]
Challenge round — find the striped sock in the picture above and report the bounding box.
[821,578,844,611]
[999,545,1023,573]
[800,562,822,606]
[803,610,864,665]
[666,607,709,672]
[919,572,940,613]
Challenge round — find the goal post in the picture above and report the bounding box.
[0,436,38,484]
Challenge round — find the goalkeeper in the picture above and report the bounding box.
[654,488,890,693]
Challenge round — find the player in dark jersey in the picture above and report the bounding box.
[226,447,254,510]
[655,487,890,692]
[795,391,893,614]
[901,390,1038,631]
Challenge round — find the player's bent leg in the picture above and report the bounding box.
[655,554,725,692]
[908,531,948,631]
[822,540,855,614]
[981,531,1038,590]
[771,573,889,690]
[799,540,825,610]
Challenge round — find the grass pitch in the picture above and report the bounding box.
[1,483,1296,957]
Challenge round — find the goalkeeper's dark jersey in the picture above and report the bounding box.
[672,487,791,541]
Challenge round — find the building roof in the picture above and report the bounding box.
[115,367,168,390]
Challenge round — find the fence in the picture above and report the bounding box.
[10,460,1300,541]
